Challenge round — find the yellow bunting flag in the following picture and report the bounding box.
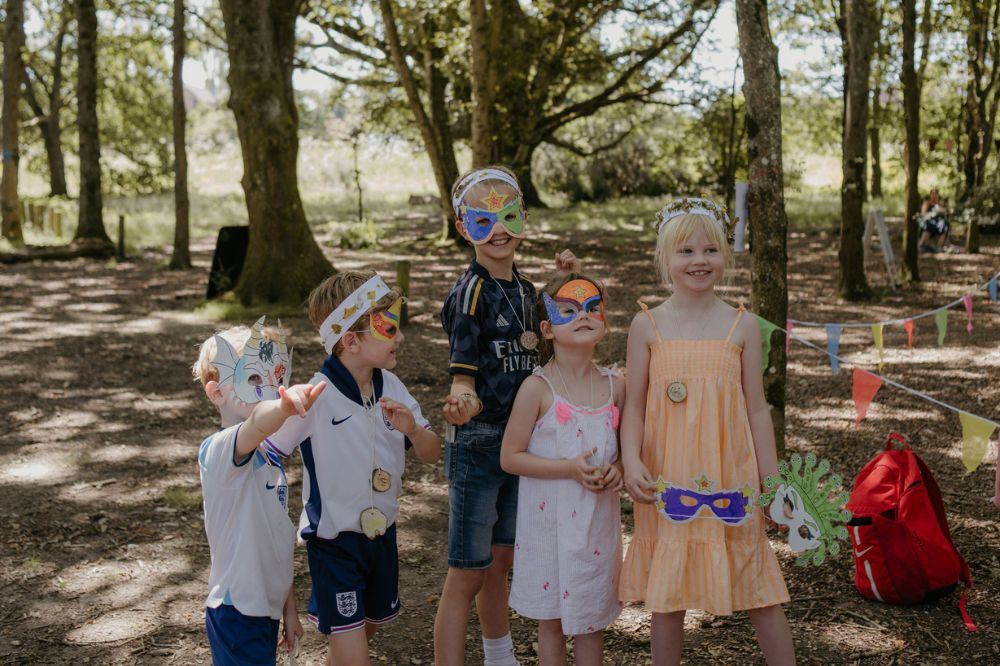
[871,324,884,371]
[959,412,998,473]
[934,309,948,347]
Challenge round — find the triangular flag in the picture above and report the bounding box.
[934,309,948,346]
[962,294,973,334]
[903,318,914,349]
[826,324,842,374]
[989,276,997,302]
[871,323,885,371]
[753,314,779,374]
[786,319,793,353]
[959,411,998,473]
[852,368,883,427]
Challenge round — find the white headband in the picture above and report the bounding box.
[452,168,522,215]
[318,275,392,354]
[656,197,731,233]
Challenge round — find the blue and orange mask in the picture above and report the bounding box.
[542,279,604,326]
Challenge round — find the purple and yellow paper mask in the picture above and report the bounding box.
[542,279,604,326]
[370,298,403,342]
[212,316,292,404]
[459,187,526,244]
[654,475,754,526]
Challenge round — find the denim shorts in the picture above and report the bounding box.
[445,419,519,569]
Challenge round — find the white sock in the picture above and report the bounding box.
[482,633,519,666]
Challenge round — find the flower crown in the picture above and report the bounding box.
[655,197,734,238]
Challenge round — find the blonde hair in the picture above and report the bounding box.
[451,165,522,219]
[192,325,250,386]
[655,213,734,286]
[534,272,609,366]
[308,270,403,356]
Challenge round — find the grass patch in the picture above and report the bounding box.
[163,486,203,510]
[192,293,308,322]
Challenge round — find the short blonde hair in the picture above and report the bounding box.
[451,165,522,219]
[655,213,734,285]
[308,270,403,356]
[192,325,250,386]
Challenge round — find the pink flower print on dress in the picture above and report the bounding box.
[543,581,550,590]
[515,543,520,550]
[571,510,577,519]
[538,501,546,511]
[555,402,573,425]
[576,428,583,438]
[594,548,601,557]
[563,590,570,599]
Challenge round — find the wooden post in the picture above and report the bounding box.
[117,214,125,259]
[396,259,410,326]
[45,207,54,234]
[52,210,62,237]
[20,200,27,228]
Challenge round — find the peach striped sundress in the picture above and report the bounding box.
[619,303,789,615]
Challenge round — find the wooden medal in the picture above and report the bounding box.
[372,468,392,493]
[520,330,539,350]
[667,381,687,403]
[360,507,388,540]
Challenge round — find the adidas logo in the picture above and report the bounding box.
[496,314,509,328]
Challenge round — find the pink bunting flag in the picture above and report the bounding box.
[786,319,792,353]
[962,294,973,334]
[903,318,914,349]
[852,368,883,427]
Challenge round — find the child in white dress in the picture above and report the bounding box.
[501,274,624,666]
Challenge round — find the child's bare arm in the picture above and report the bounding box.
[380,397,441,463]
[738,317,779,482]
[278,583,303,654]
[622,313,657,503]
[235,382,327,459]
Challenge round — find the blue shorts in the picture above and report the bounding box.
[205,604,279,666]
[306,525,400,634]
[445,419,519,569]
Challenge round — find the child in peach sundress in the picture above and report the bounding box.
[619,199,794,666]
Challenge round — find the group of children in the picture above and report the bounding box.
[193,166,796,665]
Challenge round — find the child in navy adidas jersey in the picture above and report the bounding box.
[434,166,580,666]
[268,270,440,665]
[193,320,326,666]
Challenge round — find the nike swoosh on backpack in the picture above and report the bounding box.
[332,415,352,426]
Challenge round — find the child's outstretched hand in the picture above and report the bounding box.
[623,459,657,504]
[442,394,474,426]
[381,397,418,436]
[279,381,327,417]
[554,249,581,274]
[569,447,604,492]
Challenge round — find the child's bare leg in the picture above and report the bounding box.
[748,604,795,666]
[650,611,685,666]
[434,567,487,666]
[476,545,514,638]
[571,629,604,666]
[537,619,566,665]
[326,624,372,666]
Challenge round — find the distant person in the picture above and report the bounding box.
[194,319,325,665]
[918,188,954,253]
[501,273,625,666]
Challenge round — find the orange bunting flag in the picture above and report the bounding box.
[871,324,885,371]
[934,309,948,347]
[903,318,914,349]
[959,411,998,473]
[852,368,883,427]
[962,294,973,335]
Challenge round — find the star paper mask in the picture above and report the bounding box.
[459,188,526,245]
[319,275,393,354]
[653,475,754,527]
[758,452,852,566]
[542,279,604,326]
[212,316,292,404]
[370,298,403,342]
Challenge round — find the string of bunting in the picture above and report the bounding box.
[749,269,1000,473]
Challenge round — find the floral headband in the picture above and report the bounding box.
[451,168,522,216]
[655,197,733,236]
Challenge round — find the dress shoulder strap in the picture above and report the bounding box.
[531,366,557,396]
[724,303,746,344]
[637,301,663,343]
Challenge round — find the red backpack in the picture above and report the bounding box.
[846,432,976,631]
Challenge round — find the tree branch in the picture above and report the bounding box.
[543,124,636,157]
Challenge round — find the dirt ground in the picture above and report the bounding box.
[1,219,999,665]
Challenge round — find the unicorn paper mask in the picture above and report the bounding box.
[212,316,292,404]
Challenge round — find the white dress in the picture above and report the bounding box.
[509,367,623,635]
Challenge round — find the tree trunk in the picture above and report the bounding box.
[469,0,493,167]
[2,0,26,246]
[74,0,112,246]
[219,0,333,305]
[869,87,882,199]
[735,0,789,453]
[900,0,921,284]
[839,0,875,301]
[170,0,191,270]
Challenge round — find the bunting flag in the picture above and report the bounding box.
[754,314,780,374]
[903,318,914,349]
[826,324,842,374]
[990,276,998,302]
[852,368,883,427]
[959,412,999,473]
[934,309,948,347]
[962,294,974,334]
[871,323,885,371]
[786,319,793,353]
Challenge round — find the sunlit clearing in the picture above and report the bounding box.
[1,459,76,484]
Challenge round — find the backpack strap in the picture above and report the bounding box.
[912,453,977,632]
[885,432,910,451]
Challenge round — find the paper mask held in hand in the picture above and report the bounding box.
[758,452,852,566]
[212,316,292,404]
[458,187,527,245]
[542,279,604,326]
[653,475,755,527]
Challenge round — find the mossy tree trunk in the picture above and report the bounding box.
[2,0,26,246]
[170,0,192,270]
[219,0,334,305]
[900,0,922,284]
[735,0,789,453]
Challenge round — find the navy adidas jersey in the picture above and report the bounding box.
[440,259,538,423]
